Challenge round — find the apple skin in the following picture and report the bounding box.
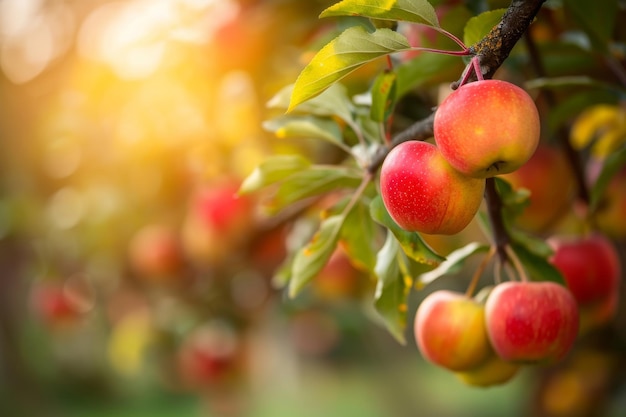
[455,351,520,387]
[129,224,183,280]
[485,281,579,364]
[501,145,575,233]
[414,290,491,371]
[434,80,540,178]
[380,141,485,235]
[548,234,621,332]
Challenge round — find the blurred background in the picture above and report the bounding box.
[0,0,625,416]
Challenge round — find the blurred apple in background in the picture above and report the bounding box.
[312,247,363,301]
[548,233,621,333]
[181,178,255,266]
[177,321,243,388]
[30,281,85,328]
[129,223,184,282]
[501,145,575,234]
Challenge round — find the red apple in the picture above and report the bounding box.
[380,141,485,235]
[181,179,254,265]
[434,80,540,178]
[128,224,183,280]
[485,281,579,363]
[548,233,621,332]
[30,282,83,327]
[414,290,491,371]
[501,145,575,233]
[312,247,362,300]
[177,322,241,387]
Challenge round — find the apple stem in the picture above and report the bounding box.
[466,246,496,297]
[457,56,484,88]
[505,245,529,282]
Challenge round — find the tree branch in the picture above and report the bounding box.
[456,0,548,87]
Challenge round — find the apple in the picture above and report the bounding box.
[128,224,183,280]
[30,282,83,327]
[548,233,621,331]
[414,290,491,371]
[485,281,579,363]
[455,351,520,387]
[312,247,362,301]
[433,79,540,178]
[181,179,254,266]
[177,322,241,387]
[501,145,575,233]
[380,141,485,235]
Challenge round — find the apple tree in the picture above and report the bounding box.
[241,0,626,399]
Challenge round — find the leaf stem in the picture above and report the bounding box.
[466,246,496,297]
[505,245,529,282]
[432,26,469,52]
[408,46,470,56]
[341,171,373,218]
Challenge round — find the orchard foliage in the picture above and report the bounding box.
[243,0,626,377]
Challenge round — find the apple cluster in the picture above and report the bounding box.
[380,79,540,235]
[415,281,580,387]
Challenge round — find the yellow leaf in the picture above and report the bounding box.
[570,105,625,150]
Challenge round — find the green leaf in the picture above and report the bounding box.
[373,232,409,344]
[370,70,397,123]
[320,0,440,27]
[417,242,490,287]
[341,197,378,272]
[510,242,566,286]
[564,0,618,53]
[239,155,311,194]
[590,147,626,211]
[369,196,444,266]
[263,116,345,148]
[289,26,411,111]
[268,83,355,124]
[289,215,344,297]
[269,166,363,213]
[463,9,506,47]
[395,52,463,99]
[494,176,530,223]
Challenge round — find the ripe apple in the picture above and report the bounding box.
[414,290,491,371]
[177,322,241,387]
[548,233,621,332]
[380,141,485,235]
[30,282,83,327]
[312,247,362,301]
[455,351,520,387]
[128,224,183,280]
[434,79,540,178]
[181,179,254,266]
[485,281,579,364]
[501,145,575,233]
